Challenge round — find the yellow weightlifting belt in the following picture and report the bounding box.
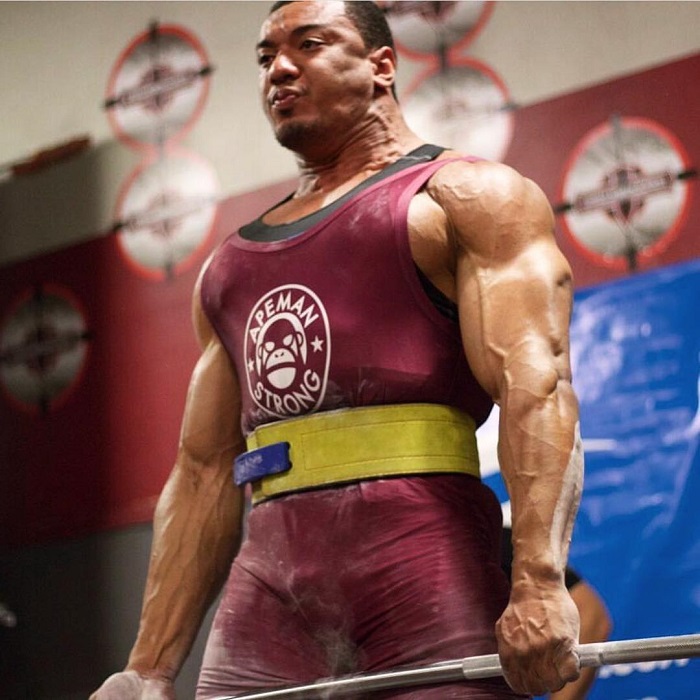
[236,403,480,505]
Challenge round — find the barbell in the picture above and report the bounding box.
[214,632,700,699]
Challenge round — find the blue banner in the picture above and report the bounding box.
[479,258,700,699]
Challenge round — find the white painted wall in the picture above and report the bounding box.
[2,1,699,214]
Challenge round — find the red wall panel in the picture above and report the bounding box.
[504,52,700,288]
[0,180,294,547]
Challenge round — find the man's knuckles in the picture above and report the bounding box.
[501,638,580,694]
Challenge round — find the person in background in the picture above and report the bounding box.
[91,2,585,698]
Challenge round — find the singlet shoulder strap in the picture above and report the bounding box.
[240,144,447,243]
[396,154,484,220]
[393,154,485,324]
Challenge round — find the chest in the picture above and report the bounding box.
[264,186,457,302]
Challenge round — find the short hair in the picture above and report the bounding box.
[269,2,396,56]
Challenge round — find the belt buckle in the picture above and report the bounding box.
[233,442,291,486]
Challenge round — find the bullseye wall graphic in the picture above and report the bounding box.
[402,57,514,162]
[112,149,219,280]
[556,116,695,272]
[0,285,91,415]
[104,21,219,280]
[380,0,493,59]
[380,1,512,162]
[104,22,213,150]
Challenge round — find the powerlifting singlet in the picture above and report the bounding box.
[196,148,524,700]
[201,145,492,436]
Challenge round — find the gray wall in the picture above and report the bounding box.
[1,2,700,698]
[0,525,215,698]
[1,1,699,265]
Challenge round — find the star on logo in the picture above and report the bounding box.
[311,336,324,352]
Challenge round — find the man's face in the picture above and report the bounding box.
[257,1,377,152]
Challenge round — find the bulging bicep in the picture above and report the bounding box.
[436,164,573,401]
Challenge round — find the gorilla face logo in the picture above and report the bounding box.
[244,285,331,418]
[256,313,307,390]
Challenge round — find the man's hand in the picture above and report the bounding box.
[496,581,581,696]
[89,670,176,700]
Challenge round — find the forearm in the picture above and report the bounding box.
[127,455,245,680]
[499,374,583,587]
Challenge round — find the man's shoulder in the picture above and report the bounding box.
[424,155,554,250]
[427,156,543,216]
[431,153,528,193]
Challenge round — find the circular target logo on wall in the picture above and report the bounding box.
[0,285,91,414]
[379,1,494,59]
[104,23,213,150]
[557,116,694,270]
[402,57,513,162]
[113,148,219,280]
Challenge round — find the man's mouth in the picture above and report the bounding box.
[270,89,300,112]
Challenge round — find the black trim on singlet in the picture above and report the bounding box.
[239,142,460,323]
[415,266,459,323]
[239,143,446,243]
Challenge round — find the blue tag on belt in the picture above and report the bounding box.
[233,442,291,486]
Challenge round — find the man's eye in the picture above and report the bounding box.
[300,39,322,50]
[257,54,274,67]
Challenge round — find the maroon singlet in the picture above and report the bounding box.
[201,149,492,436]
[196,150,526,699]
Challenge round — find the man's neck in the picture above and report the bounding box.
[292,108,423,197]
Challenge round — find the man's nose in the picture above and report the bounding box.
[269,51,300,83]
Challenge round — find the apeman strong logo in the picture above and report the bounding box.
[244,284,331,419]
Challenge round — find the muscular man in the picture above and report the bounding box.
[92,2,583,698]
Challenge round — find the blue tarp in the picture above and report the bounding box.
[481,257,700,699]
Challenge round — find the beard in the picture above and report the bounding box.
[274,105,345,154]
[275,120,323,152]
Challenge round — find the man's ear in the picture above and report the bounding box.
[369,46,397,94]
